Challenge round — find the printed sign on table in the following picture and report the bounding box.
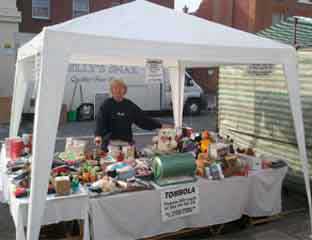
[145,59,164,84]
[161,183,199,222]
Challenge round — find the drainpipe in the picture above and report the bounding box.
[293,16,299,50]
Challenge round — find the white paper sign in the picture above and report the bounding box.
[145,59,164,84]
[161,183,199,222]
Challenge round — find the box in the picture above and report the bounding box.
[54,176,71,196]
[0,97,12,124]
[238,153,262,171]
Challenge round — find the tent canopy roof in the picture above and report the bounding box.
[48,0,287,49]
[18,0,295,64]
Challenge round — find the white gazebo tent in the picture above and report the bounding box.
[9,0,311,239]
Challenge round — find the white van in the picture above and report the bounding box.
[24,64,205,116]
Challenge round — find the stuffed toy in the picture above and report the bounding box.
[196,152,212,177]
[199,130,212,153]
[152,128,177,154]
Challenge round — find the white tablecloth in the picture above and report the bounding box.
[89,167,287,240]
[9,186,90,240]
[0,146,10,203]
[0,144,288,240]
[0,147,90,240]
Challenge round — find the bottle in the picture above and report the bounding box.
[229,139,235,154]
[117,146,124,162]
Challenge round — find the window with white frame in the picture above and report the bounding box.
[73,0,89,18]
[32,0,50,19]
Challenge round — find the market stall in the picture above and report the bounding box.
[5,0,312,239]
[1,129,288,240]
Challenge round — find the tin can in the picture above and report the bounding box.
[8,137,24,160]
[22,134,32,154]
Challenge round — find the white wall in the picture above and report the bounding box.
[0,49,15,97]
[0,22,19,47]
[14,32,36,49]
[0,1,21,47]
[0,0,21,97]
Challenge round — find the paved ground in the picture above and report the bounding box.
[0,111,310,239]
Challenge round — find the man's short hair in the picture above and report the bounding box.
[110,79,127,93]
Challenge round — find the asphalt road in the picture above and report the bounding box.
[0,110,217,151]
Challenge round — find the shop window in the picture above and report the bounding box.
[272,13,285,25]
[32,0,50,19]
[111,0,122,7]
[73,0,90,18]
[297,0,312,4]
[185,72,194,87]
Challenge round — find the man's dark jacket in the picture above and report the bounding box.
[95,98,161,145]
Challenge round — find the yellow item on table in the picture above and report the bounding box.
[200,130,212,153]
[200,139,211,153]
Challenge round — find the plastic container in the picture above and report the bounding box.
[67,110,77,122]
[7,137,24,160]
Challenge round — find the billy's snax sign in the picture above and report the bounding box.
[161,183,199,222]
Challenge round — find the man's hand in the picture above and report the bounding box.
[94,136,102,146]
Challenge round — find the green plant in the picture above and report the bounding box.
[3,43,12,49]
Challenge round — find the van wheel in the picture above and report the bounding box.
[184,99,201,115]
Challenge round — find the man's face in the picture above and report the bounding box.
[111,84,126,102]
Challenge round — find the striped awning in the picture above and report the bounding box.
[257,16,312,48]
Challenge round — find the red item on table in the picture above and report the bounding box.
[15,187,28,198]
[117,151,124,162]
[8,138,24,161]
[52,165,70,175]
[262,159,272,169]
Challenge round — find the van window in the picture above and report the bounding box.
[185,73,194,87]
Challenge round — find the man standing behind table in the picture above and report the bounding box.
[95,79,170,150]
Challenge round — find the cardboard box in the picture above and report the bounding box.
[0,97,12,124]
[54,176,71,196]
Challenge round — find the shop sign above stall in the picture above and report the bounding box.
[161,183,199,222]
[246,64,275,76]
[67,63,141,84]
[145,59,164,84]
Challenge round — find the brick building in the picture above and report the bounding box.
[272,0,312,24]
[189,0,312,95]
[16,0,174,33]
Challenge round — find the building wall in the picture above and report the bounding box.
[248,0,272,32]
[272,0,312,17]
[189,68,218,94]
[0,23,19,48]
[192,0,312,96]
[196,0,312,32]
[18,0,174,33]
[0,49,15,97]
[196,0,272,32]
[232,0,250,31]
[0,0,21,104]
[0,0,21,47]
[295,2,312,16]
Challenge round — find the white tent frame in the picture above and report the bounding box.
[9,1,312,239]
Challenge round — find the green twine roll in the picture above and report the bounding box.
[152,152,196,180]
